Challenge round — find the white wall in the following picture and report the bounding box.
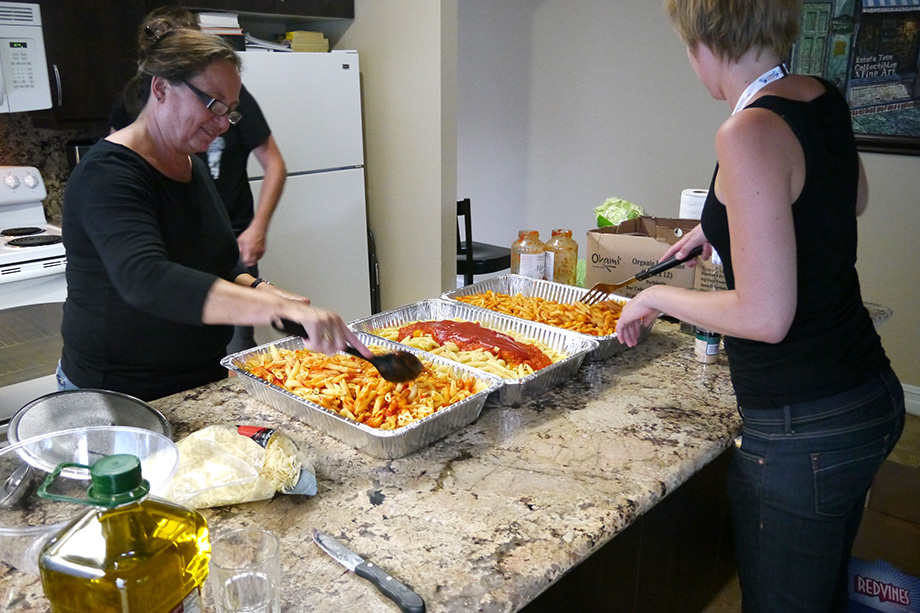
[456,0,920,390]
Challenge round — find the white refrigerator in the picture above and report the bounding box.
[240,50,376,323]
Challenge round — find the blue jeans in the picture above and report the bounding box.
[55,361,80,392]
[729,367,904,613]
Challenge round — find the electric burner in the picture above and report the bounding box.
[1,227,45,237]
[7,235,62,247]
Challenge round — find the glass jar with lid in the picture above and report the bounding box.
[511,230,546,280]
[544,228,578,284]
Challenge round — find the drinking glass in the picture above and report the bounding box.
[210,528,281,613]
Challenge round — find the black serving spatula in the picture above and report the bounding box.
[272,319,424,383]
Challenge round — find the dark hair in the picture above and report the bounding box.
[138,5,199,49]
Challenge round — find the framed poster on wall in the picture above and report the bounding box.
[791,0,920,155]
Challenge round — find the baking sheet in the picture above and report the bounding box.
[221,333,502,459]
[441,274,653,360]
[349,298,598,406]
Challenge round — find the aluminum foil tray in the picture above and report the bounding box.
[349,299,598,406]
[221,332,502,459]
[441,274,654,360]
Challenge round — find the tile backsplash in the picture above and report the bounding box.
[0,114,102,224]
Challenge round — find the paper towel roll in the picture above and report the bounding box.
[679,189,708,220]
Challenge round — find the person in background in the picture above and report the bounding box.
[59,22,370,402]
[110,6,287,354]
[615,0,905,610]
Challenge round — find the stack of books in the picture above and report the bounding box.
[197,12,245,51]
[284,30,329,53]
[243,33,291,52]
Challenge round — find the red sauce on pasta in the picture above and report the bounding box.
[398,320,552,370]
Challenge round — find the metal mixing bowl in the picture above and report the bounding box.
[8,389,172,445]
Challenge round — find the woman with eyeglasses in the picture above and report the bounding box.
[59,24,371,401]
[110,7,288,356]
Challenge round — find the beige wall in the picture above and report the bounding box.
[335,0,457,310]
[856,153,920,389]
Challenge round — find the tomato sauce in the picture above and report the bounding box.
[398,320,552,370]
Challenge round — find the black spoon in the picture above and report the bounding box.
[272,319,425,383]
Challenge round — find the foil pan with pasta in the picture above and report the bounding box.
[222,333,502,459]
[349,299,598,406]
[442,274,655,360]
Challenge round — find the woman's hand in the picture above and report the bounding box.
[258,282,311,305]
[279,304,373,359]
[615,287,661,347]
[660,224,711,266]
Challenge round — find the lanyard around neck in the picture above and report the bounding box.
[732,64,788,115]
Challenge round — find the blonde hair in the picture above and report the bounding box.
[665,0,801,62]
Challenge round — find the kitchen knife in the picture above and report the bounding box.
[312,529,425,613]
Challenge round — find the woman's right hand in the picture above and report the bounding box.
[661,224,711,266]
[278,304,373,359]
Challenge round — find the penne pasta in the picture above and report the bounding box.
[243,345,488,430]
[454,291,624,336]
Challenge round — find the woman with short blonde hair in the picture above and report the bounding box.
[616,1,905,610]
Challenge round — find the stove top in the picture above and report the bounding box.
[0,223,64,266]
[0,167,65,268]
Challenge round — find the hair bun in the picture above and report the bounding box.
[141,20,172,53]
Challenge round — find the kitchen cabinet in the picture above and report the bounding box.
[146,0,354,19]
[29,0,147,128]
[27,0,353,128]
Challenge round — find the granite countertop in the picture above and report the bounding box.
[1,320,740,612]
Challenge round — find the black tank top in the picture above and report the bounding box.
[700,78,889,409]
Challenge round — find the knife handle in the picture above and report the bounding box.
[635,244,704,281]
[354,560,426,613]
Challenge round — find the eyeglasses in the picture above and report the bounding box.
[181,80,242,125]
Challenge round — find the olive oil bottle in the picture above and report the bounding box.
[38,454,210,613]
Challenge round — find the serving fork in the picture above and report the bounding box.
[579,245,704,306]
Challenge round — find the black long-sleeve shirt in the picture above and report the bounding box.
[61,139,247,400]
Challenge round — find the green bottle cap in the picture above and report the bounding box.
[87,454,150,506]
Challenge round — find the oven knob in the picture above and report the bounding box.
[4,174,20,189]
[23,173,39,189]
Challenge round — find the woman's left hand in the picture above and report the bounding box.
[615,289,661,347]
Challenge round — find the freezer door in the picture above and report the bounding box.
[240,51,364,176]
[251,168,372,322]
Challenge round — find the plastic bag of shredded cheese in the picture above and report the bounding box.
[163,425,317,509]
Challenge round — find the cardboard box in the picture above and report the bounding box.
[849,558,920,612]
[694,256,727,293]
[849,461,920,611]
[586,217,721,298]
[852,461,920,578]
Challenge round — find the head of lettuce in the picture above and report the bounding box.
[594,197,645,228]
